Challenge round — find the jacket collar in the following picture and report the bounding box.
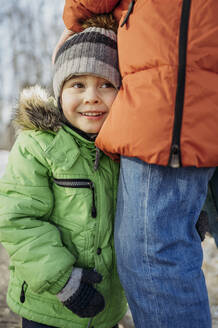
[45,126,98,169]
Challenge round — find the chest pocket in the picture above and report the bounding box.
[51,178,98,267]
[53,178,97,219]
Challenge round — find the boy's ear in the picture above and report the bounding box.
[59,89,63,105]
[58,97,63,112]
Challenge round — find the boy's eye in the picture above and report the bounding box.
[72,82,84,88]
[101,82,114,89]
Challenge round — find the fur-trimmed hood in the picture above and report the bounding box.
[13,85,62,133]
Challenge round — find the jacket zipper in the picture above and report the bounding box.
[20,281,27,303]
[120,0,135,27]
[168,0,192,168]
[53,178,97,218]
[94,147,100,171]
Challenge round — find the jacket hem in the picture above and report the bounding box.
[7,292,127,328]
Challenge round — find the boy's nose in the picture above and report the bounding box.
[83,88,101,104]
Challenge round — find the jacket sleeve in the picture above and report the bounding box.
[63,0,121,31]
[0,133,75,295]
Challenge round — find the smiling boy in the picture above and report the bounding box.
[0,15,127,328]
[60,75,117,134]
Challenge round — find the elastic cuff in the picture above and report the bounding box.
[48,267,72,295]
[57,268,82,302]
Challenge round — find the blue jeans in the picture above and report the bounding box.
[114,157,215,328]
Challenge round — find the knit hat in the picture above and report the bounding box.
[53,15,120,100]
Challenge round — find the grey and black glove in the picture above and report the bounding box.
[57,268,105,318]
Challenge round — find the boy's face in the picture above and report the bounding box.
[61,75,117,134]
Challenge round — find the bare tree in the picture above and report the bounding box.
[0,0,65,149]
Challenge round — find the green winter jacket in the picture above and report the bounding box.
[0,86,127,328]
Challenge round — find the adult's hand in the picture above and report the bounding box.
[52,28,74,64]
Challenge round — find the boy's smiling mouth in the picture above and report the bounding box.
[80,111,106,118]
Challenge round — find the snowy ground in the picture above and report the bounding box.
[202,236,218,327]
[0,151,217,327]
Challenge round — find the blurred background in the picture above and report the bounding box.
[0,2,66,326]
[0,0,65,151]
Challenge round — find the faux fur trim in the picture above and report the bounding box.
[82,14,118,33]
[13,85,62,132]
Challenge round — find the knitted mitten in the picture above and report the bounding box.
[196,210,209,241]
[57,268,105,318]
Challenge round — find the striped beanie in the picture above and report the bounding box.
[53,21,120,100]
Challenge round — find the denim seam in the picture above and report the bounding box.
[143,164,161,327]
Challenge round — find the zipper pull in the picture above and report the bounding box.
[94,147,100,171]
[89,182,97,218]
[120,0,135,27]
[20,281,27,303]
[169,145,181,168]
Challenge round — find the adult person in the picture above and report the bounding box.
[53,1,218,327]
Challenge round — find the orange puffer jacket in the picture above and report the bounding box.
[63,0,218,167]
